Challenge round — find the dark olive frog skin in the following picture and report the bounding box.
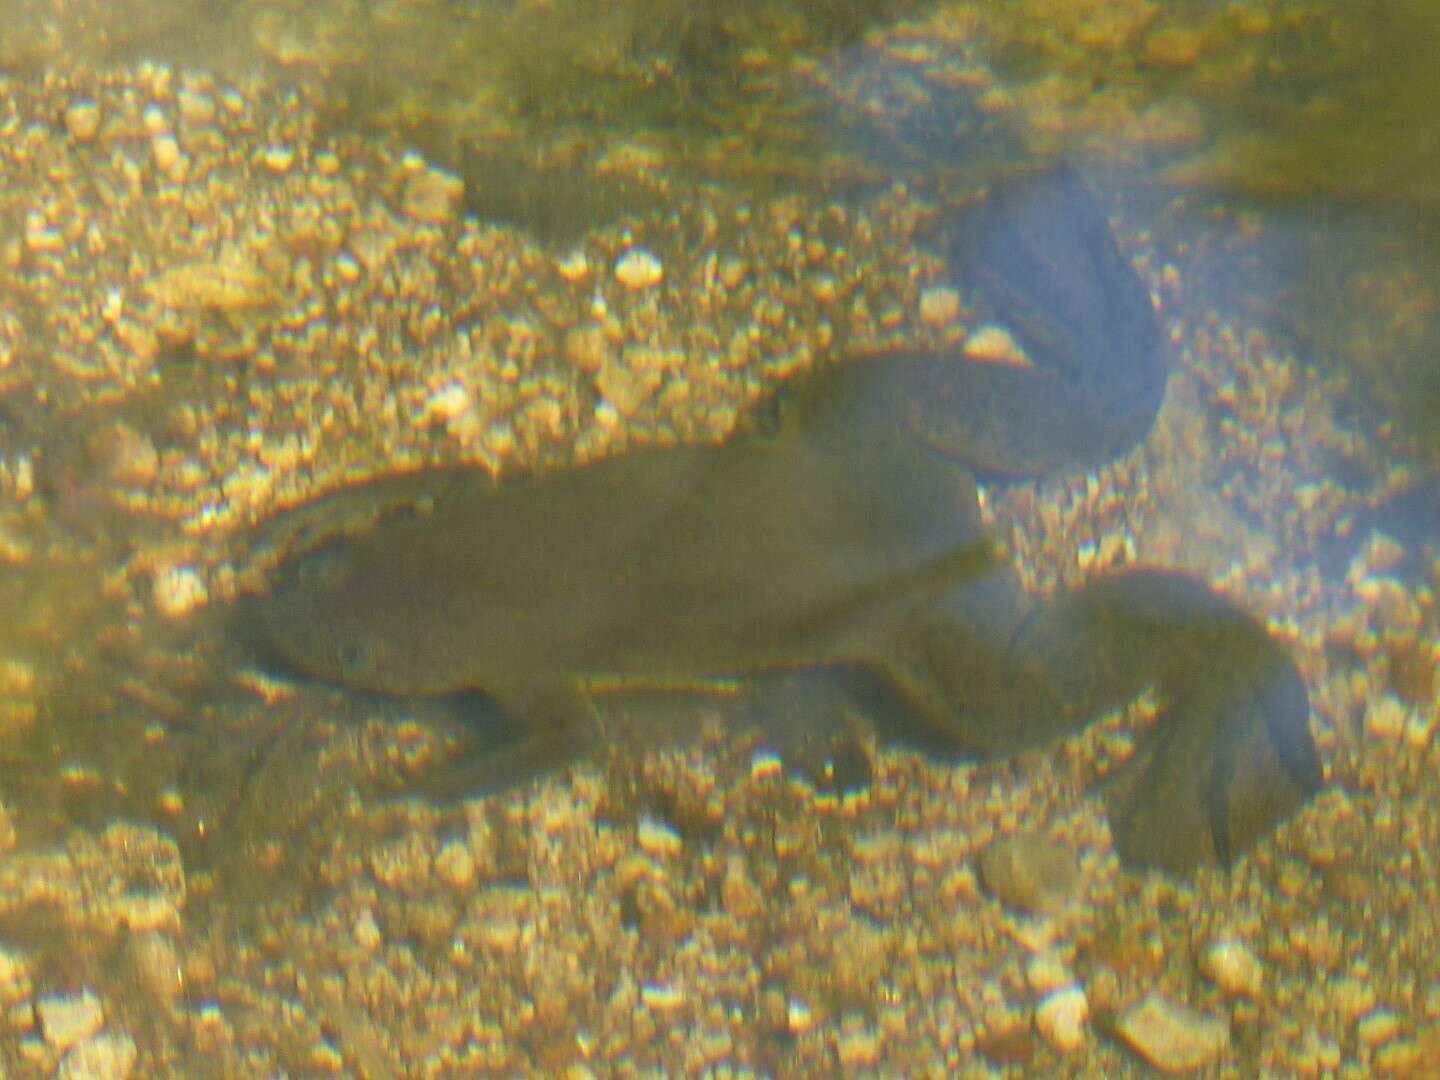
[245,167,1323,876]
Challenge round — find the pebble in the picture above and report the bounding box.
[89,422,159,487]
[1114,993,1228,1073]
[977,831,1079,914]
[151,565,208,619]
[1200,938,1264,998]
[786,997,815,1035]
[1142,26,1205,67]
[595,359,660,417]
[963,324,1030,367]
[140,105,167,136]
[640,982,684,1012]
[918,285,961,327]
[401,165,464,225]
[555,249,590,282]
[150,133,188,182]
[64,101,102,141]
[0,657,36,697]
[176,88,216,126]
[0,946,31,1003]
[1364,694,1408,742]
[1034,985,1088,1053]
[423,382,473,424]
[262,144,295,173]
[1025,952,1074,995]
[563,325,611,373]
[433,838,477,889]
[835,1020,882,1068]
[1296,1029,1342,1073]
[636,816,682,858]
[614,247,663,289]
[353,908,382,953]
[1331,974,1377,1019]
[56,1032,137,1080]
[37,991,105,1051]
[1356,1007,1402,1047]
[128,932,183,1004]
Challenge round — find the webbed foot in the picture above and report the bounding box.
[1103,626,1322,873]
[1012,570,1324,873]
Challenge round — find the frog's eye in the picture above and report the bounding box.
[294,545,345,590]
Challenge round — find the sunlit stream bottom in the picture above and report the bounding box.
[0,56,1437,1080]
[1,245,1436,1077]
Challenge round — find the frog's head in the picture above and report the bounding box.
[245,540,427,695]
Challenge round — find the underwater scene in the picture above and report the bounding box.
[0,0,1437,1076]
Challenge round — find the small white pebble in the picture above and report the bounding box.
[353,908,382,952]
[835,1022,882,1068]
[151,566,208,619]
[640,982,684,1012]
[919,286,961,327]
[1362,534,1406,575]
[1356,1008,1402,1047]
[433,839,476,889]
[24,213,63,254]
[593,400,620,428]
[424,382,472,423]
[37,991,104,1051]
[718,257,747,289]
[614,247,663,289]
[150,134,186,181]
[750,750,783,781]
[1405,707,1438,752]
[1035,986,1089,1053]
[963,323,1030,367]
[141,105,168,136]
[556,250,591,282]
[1201,938,1264,998]
[64,101,102,141]
[401,166,464,224]
[0,947,30,1003]
[13,457,34,501]
[809,274,837,303]
[262,145,295,173]
[0,657,36,697]
[176,89,216,125]
[636,816,682,858]
[333,253,362,283]
[57,1032,137,1080]
[1026,953,1074,995]
[786,997,814,1034]
[1365,694,1408,742]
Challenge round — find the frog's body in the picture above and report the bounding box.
[257,356,995,715]
[245,167,1323,874]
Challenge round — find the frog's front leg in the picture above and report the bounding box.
[413,680,603,802]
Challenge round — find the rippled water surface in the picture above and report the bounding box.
[0,1,1436,1076]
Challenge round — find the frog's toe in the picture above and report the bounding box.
[1107,653,1322,875]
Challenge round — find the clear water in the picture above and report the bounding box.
[0,1,1435,1075]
